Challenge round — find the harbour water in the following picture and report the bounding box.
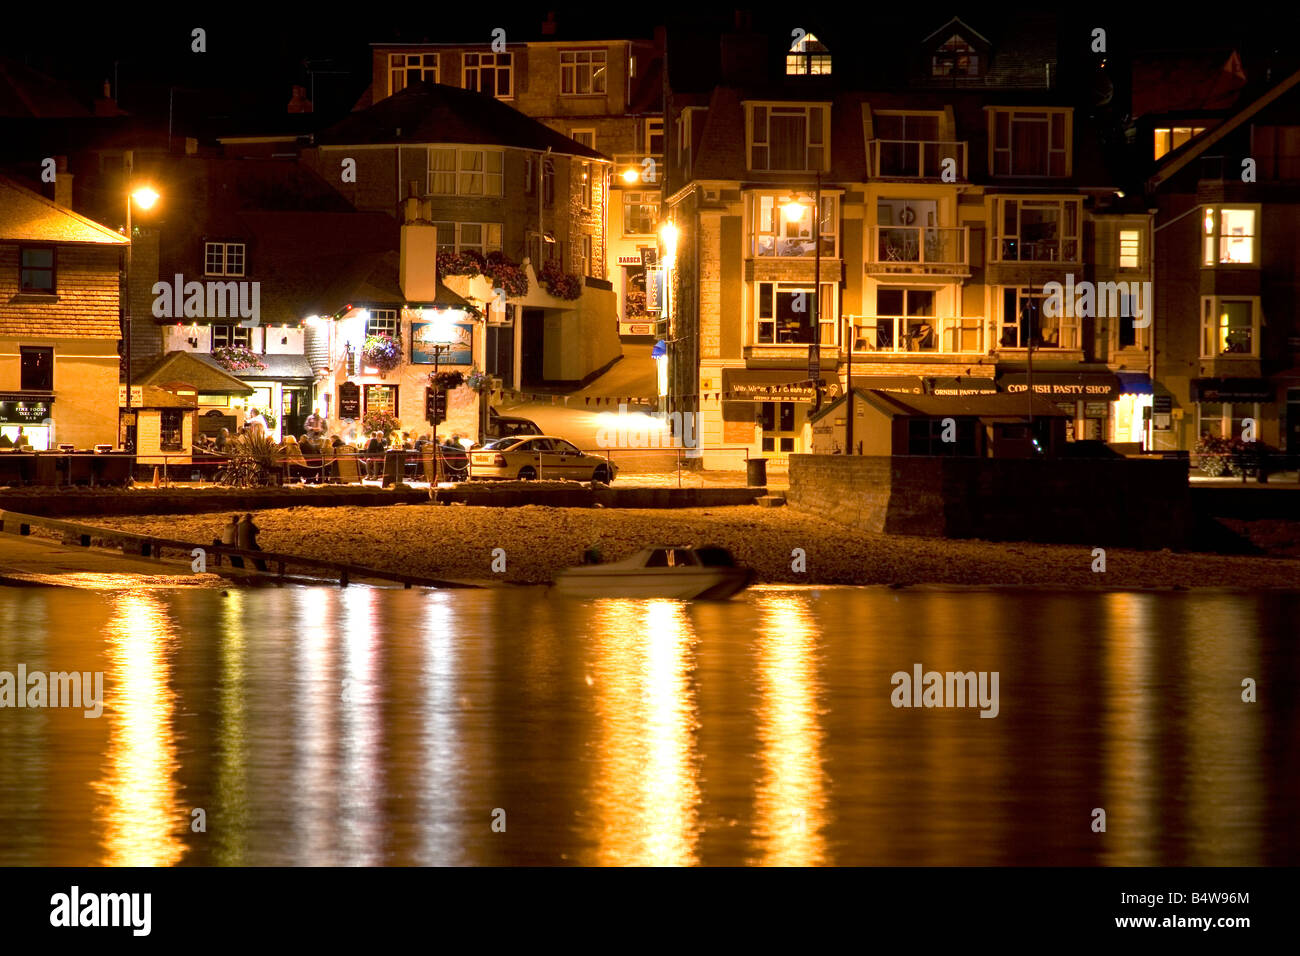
[0,584,1295,866]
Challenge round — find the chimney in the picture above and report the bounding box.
[541,11,557,35]
[53,156,73,209]
[399,197,439,302]
[720,31,767,86]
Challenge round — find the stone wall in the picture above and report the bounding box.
[787,454,1192,549]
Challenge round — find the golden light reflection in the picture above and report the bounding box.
[338,588,382,865]
[93,593,186,866]
[215,590,248,865]
[586,600,700,866]
[291,589,338,865]
[753,595,828,866]
[418,592,464,865]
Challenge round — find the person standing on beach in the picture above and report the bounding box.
[237,513,268,572]
[222,514,243,568]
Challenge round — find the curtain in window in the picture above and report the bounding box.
[769,113,806,170]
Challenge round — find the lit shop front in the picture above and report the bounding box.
[0,393,53,449]
[998,371,1152,446]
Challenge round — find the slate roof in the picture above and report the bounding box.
[132,351,254,394]
[194,352,314,381]
[315,82,607,159]
[0,176,130,245]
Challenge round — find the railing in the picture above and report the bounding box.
[849,316,986,354]
[995,237,1081,262]
[752,234,837,258]
[611,153,664,186]
[866,226,969,275]
[868,139,968,179]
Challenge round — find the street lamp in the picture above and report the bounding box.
[123,183,159,453]
[781,170,823,417]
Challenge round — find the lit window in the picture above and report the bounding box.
[570,129,595,149]
[786,32,831,75]
[1201,297,1256,356]
[1001,286,1078,349]
[1202,207,1257,265]
[464,52,512,98]
[580,161,592,209]
[995,198,1081,262]
[455,223,503,255]
[751,193,836,257]
[623,191,659,235]
[755,281,837,345]
[211,325,251,348]
[1119,229,1141,268]
[561,50,607,95]
[1153,126,1206,160]
[932,34,980,76]
[428,148,503,196]
[366,309,399,339]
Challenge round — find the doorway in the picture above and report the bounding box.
[521,308,545,385]
[281,386,310,439]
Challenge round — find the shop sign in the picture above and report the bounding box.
[0,400,52,424]
[339,382,361,419]
[645,267,664,313]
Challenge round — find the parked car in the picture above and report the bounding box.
[470,436,617,482]
[486,409,543,440]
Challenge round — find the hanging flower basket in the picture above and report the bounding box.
[212,345,267,372]
[430,370,465,389]
[484,252,529,299]
[466,367,491,391]
[538,260,583,300]
[362,334,402,374]
[362,409,401,435]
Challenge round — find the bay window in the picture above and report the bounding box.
[1201,297,1258,356]
[1001,287,1078,349]
[756,281,837,345]
[995,197,1080,262]
[1202,207,1257,265]
[751,193,836,257]
[748,104,828,171]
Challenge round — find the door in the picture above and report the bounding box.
[281,386,310,439]
[550,438,586,478]
[1287,389,1300,466]
[521,308,545,385]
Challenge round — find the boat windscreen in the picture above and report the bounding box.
[694,547,735,567]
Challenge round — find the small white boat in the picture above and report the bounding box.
[552,545,756,600]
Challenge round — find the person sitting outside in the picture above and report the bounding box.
[214,427,231,452]
[365,431,386,479]
[236,513,268,572]
[279,435,308,482]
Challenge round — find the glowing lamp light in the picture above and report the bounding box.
[621,168,639,184]
[782,195,808,220]
[131,186,160,210]
[304,315,322,326]
[659,220,678,252]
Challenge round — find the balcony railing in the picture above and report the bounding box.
[995,237,1081,263]
[868,139,968,180]
[866,226,969,276]
[611,153,665,187]
[848,316,986,354]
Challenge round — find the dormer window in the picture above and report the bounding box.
[932,33,981,76]
[787,32,831,75]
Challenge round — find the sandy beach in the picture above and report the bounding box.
[85,504,1300,589]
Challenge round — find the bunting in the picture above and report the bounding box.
[487,378,839,406]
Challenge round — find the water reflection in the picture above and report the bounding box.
[752,595,827,866]
[92,593,186,866]
[585,600,700,866]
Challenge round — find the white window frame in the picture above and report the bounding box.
[453,223,504,255]
[428,148,503,196]
[204,241,246,277]
[623,191,659,236]
[754,281,839,346]
[365,308,399,339]
[1197,402,1261,439]
[1118,228,1142,269]
[989,107,1072,178]
[570,129,596,150]
[993,197,1081,263]
[579,161,593,210]
[1000,286,1079,350]
[388,52,438,96]
[560,49,608,96]
[786,32,831,76]
[463,51,513,99]
[747,103,829,172]
[1200,296,1260,357]
[749,192,837,258]
[211,324,251,349]
[1202,205,1259,267]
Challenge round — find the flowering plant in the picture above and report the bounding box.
[485,252,529,298]
[362,409,401,435]
[362,334,402,373]
[430,370,465,389]
[466,367,491,390]
[212,346,267,372]
[437,250,485,277]
[538,260,582,300]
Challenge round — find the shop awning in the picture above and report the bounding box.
[997,371,1121,399]
[1190,378,1273,402]
[927,376,998,396]
[1115,372,1154,395]
[722,368,846,401]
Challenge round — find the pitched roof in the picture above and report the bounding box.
[0,58,91,119]
[132,351,253,394]
[315,82,607,159]
[195,352,314,380]
[0,176,130,245]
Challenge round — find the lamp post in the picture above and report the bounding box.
[425,310,461,486]
[782,169,823,427]
[123,184,159,452]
